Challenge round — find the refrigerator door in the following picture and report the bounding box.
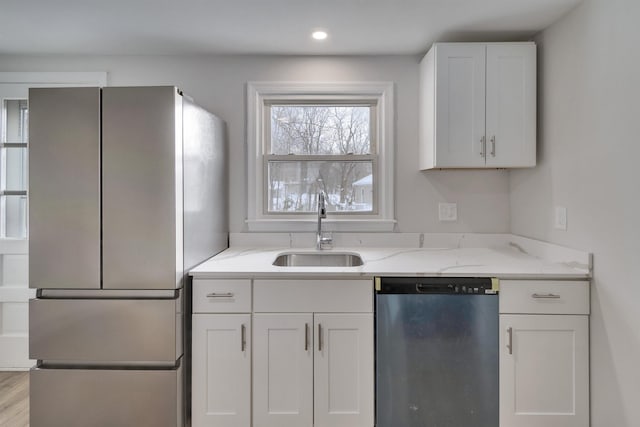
[30,364,183,427]
[28,87,101,289]
[102,86,183,290]
[29,290,182,364]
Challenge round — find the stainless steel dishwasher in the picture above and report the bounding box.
[375,277,498,427]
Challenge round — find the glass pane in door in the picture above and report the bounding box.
[3,100,29,143]
[1,98,28,238]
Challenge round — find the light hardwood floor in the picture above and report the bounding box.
[0,371,29,427]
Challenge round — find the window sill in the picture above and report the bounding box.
[246,218,397,232]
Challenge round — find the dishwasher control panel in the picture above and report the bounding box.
[376,277,497,295]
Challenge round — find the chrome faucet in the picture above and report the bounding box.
[316,191,333,250]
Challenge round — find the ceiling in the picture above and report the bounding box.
[0,0,582,56]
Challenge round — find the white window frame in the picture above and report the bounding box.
[247,81,395,232]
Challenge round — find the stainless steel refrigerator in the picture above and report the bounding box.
[27,86,228,427]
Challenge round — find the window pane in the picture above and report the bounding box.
[270,105,371,155]
[267,161,373,213]
[3,147,27,191]
[2,195,27,238]
[3,100,28,144]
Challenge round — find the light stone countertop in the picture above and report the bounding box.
[190,234,591,280]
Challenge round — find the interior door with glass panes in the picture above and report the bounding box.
[0,84,32,368]
[0,73,106,368]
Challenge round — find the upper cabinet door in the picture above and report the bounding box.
[102,87,183,290]
[28,88,101,289]
[434,43,487,168]
[485,44,537,168]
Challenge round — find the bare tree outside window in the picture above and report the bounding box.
[267,104,374,213]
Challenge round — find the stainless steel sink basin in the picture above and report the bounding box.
[273,252,364,267]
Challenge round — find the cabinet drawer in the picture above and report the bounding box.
[499,280,589,315]
[192,279,251,313]
[253,279,373,313]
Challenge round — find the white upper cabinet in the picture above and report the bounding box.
[419,42,536,169]
[485,44,537,167]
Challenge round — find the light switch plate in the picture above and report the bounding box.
[554,206,567,230]
[439,203,457,222]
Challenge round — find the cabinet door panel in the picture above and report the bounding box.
[192,314,250,427]
[486,44,536,167]
[500,315,589,427]
[253,314,313,427]
[434,44,486,167]
[314,314,374,427]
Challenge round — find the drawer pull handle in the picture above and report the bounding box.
[241,324,246,352]
[207,292,234,298]
[532,293,561,299]
[318,324,323,352]
[507,327,513,355]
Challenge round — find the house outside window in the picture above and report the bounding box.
[247,82,395,232]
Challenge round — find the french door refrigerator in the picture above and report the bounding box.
[27,86,228,427]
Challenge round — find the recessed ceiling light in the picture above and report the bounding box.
[312,31,328,41]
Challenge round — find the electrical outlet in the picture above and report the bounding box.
[438,203,457,222]
[554,206,567,230]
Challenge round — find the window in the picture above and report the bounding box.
[247,82,395,231]
[267,102,375,213]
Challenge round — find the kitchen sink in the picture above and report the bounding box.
[272,252,364,267]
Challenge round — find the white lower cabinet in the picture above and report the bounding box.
[192,314,251,427]
[499,280,590,427]
[313,314,374,427]
[253,313,374,427]
[253,314,313,427]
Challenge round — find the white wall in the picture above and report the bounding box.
[510,0,640,424]
[0,54,510,233]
